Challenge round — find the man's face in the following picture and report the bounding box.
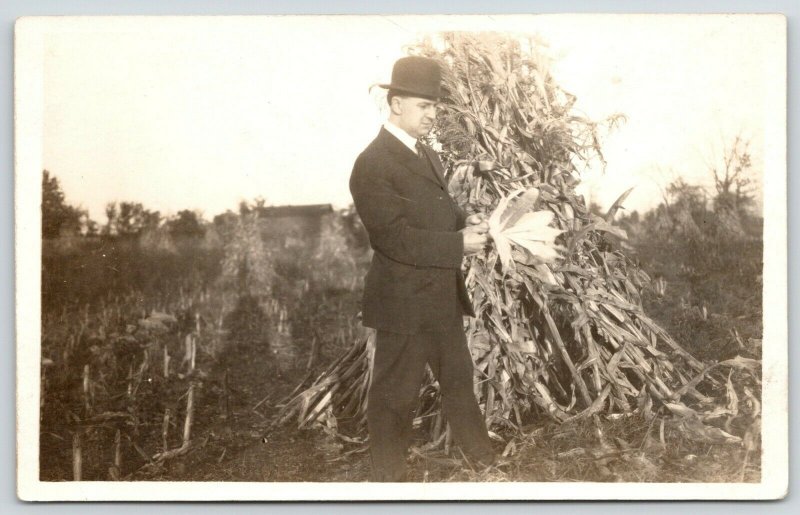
[391,96,438,139]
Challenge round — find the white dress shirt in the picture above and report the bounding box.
[383,120,420,155]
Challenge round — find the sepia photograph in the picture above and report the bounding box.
[14,14,787,500]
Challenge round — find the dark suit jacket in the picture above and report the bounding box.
[349,127,475,335]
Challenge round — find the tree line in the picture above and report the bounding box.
[42,170,205,239]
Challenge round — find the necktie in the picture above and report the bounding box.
[415,140,427,161]
[415,140,443,187]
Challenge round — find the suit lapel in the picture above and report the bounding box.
[379,128,445,188]
[419,145,448,189]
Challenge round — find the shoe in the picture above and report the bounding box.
[468,451,497,470]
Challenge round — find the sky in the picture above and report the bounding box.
[42,15,779,223]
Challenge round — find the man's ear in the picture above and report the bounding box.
[389,96,403,116]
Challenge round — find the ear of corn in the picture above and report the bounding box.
[488,188,563,270]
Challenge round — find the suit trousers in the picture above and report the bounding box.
[367,315,495,481]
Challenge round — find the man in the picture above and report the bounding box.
[349,56,496,481]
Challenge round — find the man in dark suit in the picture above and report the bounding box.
[350,56,496,481]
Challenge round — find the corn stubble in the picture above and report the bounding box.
[274,34,760,454]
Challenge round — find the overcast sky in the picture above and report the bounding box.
[43,15,779,223]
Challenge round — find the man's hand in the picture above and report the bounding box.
[461,223,489,255]
[465,213,488,226]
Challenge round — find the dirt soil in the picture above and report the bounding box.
[127,331,760,484]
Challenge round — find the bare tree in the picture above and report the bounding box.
[709,134,754,211]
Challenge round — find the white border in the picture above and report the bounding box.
[14,14,789,501]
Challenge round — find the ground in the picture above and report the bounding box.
[38,213,762,484]
[124,327,759,484]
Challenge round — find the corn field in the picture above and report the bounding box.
[274,33,762,462]
[41,286,220,480]
[39,212,364,481]
[40,285,303,480]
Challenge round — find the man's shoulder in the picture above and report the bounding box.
[354,132,398,169]
[360,129,391,156]
[358,140,383,160]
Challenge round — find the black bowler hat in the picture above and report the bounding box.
[378,56,441,100]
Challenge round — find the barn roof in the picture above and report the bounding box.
[255,204,334,218]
